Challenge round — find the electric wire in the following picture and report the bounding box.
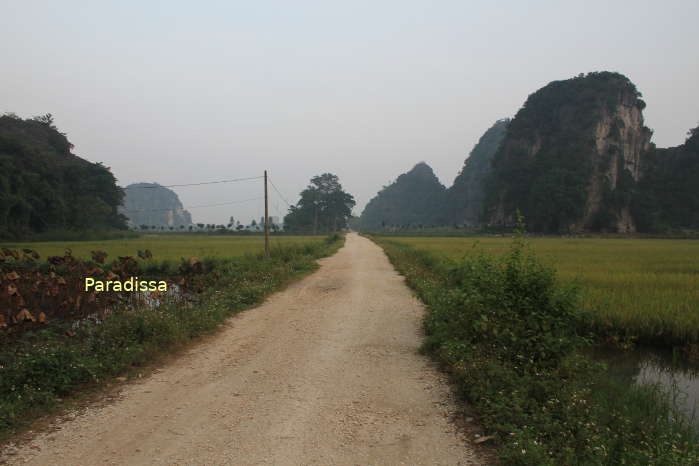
[122,196,263,213]
[127,176,263,189]
[267,176,293,208]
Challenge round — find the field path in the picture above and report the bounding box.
[5,233,479,465]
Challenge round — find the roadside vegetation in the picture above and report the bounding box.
[377,236,699,348]
[371,231,699,465]
[0,234,343,440]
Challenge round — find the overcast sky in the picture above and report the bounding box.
[1,1,698,224]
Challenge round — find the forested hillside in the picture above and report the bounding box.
[0,114,126,239]
[484,72,652,233]
[360,162,446,230]
[633,126,699,232]
[446,119,509,226]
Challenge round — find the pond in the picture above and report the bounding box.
[595,347,699,429]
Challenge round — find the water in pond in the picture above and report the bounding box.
[595,347,699,428]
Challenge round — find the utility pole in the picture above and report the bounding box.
[264,170,270,257]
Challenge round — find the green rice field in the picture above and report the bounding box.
[1,235,327,262]
[382,236,699,345]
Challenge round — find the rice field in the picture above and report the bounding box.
[382,236,699,345]
[1,235,327,262]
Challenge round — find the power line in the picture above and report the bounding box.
[126,176,263,189]
[267,176,293,208]
[122,196,263,213]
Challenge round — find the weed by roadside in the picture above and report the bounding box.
[0,235,344,440]
[371,233,699,465]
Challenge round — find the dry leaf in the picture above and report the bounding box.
[7,283,18,295]
[16,308,35,322]
[5,271,19,280]
[37,312,47,323]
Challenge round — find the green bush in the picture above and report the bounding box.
[373,234,699,465]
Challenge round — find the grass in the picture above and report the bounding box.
[379,236,699,346]
[0,234,344,441]
[1,234,328,262]
[370,234,699,465]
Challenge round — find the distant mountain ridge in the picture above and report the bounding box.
[120,183,192,228]
[361,71,698,233]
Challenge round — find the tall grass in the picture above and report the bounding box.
[383,237,699,346]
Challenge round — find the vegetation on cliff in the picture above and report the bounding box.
[485,72,651,233]
[0,114,126,239]
[446,119,509,226]
[633,126,699,232]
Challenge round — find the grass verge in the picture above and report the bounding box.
[0,234,344,441]
[370,233,699,465]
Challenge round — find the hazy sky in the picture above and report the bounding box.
[1,1,698,224]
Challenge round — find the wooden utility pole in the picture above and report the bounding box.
[264,170,270,256]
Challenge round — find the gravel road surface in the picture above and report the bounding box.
[4,233,479,465]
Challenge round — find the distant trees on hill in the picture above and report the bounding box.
[284,173,355,233]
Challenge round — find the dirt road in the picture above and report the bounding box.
[5,233,479,465]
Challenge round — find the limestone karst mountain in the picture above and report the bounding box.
[446,118,509,226]
[484,71,653,233]
[362,72,698,233]
[360,162,447,230]
[121,183,192,229]
[633,125,699,232]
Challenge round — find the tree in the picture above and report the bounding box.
[284,173,356,233]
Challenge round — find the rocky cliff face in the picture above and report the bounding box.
[360,162,446,230]
[120,183,192,228]
[446,119,509,226]
[485,72,652,233]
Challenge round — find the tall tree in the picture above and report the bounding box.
[284,173,355,233]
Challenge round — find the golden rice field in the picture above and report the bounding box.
[1,235,327,262]
[383,236,699,345]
